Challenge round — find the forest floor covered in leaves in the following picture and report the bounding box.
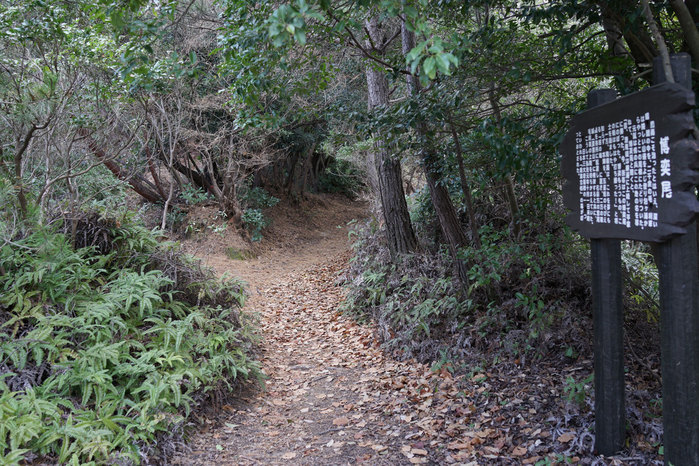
[171,195,663,465]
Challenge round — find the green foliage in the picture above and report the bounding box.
[180,185,211,205]
[622,242,660,322]
[316,158,365,198]
[457,224,590,350]
[238,185,278,242]
[218,1,306,127]
[241,208,269,242]
[340,222,471,361]
[240,186,280,210]
[0,214,258,464]
[405,36,460,85]
[267,0,323,47]
[342,208,592,362]
[563,374,594,408]
[459,225,559,341]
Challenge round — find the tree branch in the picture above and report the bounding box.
[641,0,674,82]
[669,0,699,66]
[326,9,410,76]
[78,128,164,204]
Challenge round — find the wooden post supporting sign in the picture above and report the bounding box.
[587,89,626,456]
[653,53,699,466]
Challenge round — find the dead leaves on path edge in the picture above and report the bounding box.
[176,252,661,465]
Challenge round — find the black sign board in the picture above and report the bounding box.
[561,82,699,241]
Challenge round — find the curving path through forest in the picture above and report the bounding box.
[171,196,465,465]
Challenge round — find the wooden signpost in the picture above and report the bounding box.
[560,53,699,464]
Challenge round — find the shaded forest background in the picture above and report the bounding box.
[1,0,697,463]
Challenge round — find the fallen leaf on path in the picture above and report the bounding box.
[447,442,471,450]
[557,432,576,443]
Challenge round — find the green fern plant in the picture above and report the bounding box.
[0,211,259,464]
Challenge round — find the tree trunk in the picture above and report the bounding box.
[145,147,168,199]
[157,145,209,193]
[287,141,317,198]
[402,21,469,284]
[424,157,471,283]
[687,0,699,22]
[601,13,630,58]
[449,119,481,248]
[298,142,316,194]
[598,3,657,72]
[669,0,699,65]
[364,149,381,213]
[14,124,38,218]
[488,87,521,238]
[365,15,418,260]
[79,129,164,204]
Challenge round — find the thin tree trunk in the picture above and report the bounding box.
[146,148,168,200]
[402,20,469,284]
[642,0,674,82]
[448,119,481,249]
[161,179,175,230]
[503,176,520,238]
[365,15,418,260]
[424,163,471,283]
[14,124,38,217]
[488,87,520,238]
[161,143,178,230]
[79,129,163,204]
[670,0,699,70]
[599,3,657,73]
[669,0,699,76]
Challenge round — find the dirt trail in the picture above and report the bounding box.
[173,195,446,465]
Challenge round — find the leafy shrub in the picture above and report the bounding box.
[563,374,594,408]
[241,208,269,242]
[316,157,365,198]
[180,185,212,205]
[621,241,659,322]
[0,212,258,464]
[340,222,470,362]
[341,218,591,363]
[237,185,278,242]
[240,186,280,210]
